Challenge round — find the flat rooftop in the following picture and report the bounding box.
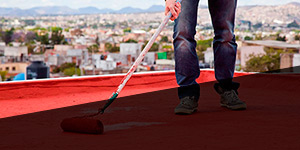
[0,70,299,149]
[244,40,300,49]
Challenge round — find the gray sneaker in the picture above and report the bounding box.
[220,90,247,110]
[174,96,198,115]
[214,83,247,110]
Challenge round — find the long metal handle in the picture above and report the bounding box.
[100,0,182,114]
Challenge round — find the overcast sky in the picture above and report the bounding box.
[0,0,299,9]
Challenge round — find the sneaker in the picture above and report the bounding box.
[174,96,198,115]
[214,83,247,110]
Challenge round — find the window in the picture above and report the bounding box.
[0,68,2,71]
[5,67,9,71]
[12,67,16,71]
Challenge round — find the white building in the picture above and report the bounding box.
[204,48,214,65]
[240,46,265,68]
[4,46,28,57]
[120,43,143,61]
[93,54,116,70]
[143,52,156,65]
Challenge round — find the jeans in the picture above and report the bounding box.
[173,0,238,99]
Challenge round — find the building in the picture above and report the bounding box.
[280,53,300,72]
[4,46,28,62]
[120,43,143,62]
[0,62,29,74]
[93,54,116,71]
[242,40,300,52]
[54,45,74,52]
[204,48,214,66]
[240,46,265,68]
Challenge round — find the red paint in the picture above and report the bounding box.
[0,70,249,118]
[0,71,299,149]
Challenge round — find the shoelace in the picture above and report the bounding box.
[181,97,195,106]
[224,90,240,103]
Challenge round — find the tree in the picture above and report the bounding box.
[160,36,169,43]
[244,36,253,40]
[50,30,65,45]
[0,71,7,81]
[59,63,76,72]
[123,27,131,33]
[105,43,112,51]
[12,32,25,43]
[38,33,50,45]
[63,67,82,76]
[196,38,213,61]
[244,48,283,72]
[25,31,36,43]
[49,27,63,32]
[1,28,14,45]
[125,39,138,43]
[105,43,120,53]
[87,44,99,53]
[142,40,159,52]
[276,33,286,41]
[109,46,120,53]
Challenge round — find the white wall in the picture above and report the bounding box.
[240,46,265,67]
[4,46,28,57]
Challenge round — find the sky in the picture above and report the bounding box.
[0,0,299,9]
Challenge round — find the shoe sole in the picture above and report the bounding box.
[174,108,198,115]
[220,103,247,110]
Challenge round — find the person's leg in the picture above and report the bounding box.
[173,0,200,114]
[209,0,246,110]
[208,0,237,89]
[173,0,200,100]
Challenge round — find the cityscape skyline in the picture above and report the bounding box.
[0,0,299,10]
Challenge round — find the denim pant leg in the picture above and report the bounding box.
[173,0,200,99]
[208,0,238,89]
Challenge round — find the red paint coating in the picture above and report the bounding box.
[0,70,250,118]
[0,71,299,149]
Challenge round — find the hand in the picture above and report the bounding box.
[165,0,181,21]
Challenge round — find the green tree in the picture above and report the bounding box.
[105,43,120,53]
[50,30,66,45]
[125,39,138,43]
[87,44,99,53]
[105,43,112,51]
[0,71,7,81]
[244,48,283,72]
[160,36,169,43]
[60,63,76,72]
[244,36,253,40]
[196,38,213,61]
[123,27,131,33]
[276,34,286,41]
[27,44,36,54]
[109,46,120,53]
[63,67,82,76]
[38,33,50,45]
[49,27,63,32]
[142,40,159,52]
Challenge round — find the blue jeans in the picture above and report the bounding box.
[174,0,238,99]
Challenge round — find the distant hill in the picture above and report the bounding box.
[0,2,299,18]
[78,7,114,14]
[0,5,165,16]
